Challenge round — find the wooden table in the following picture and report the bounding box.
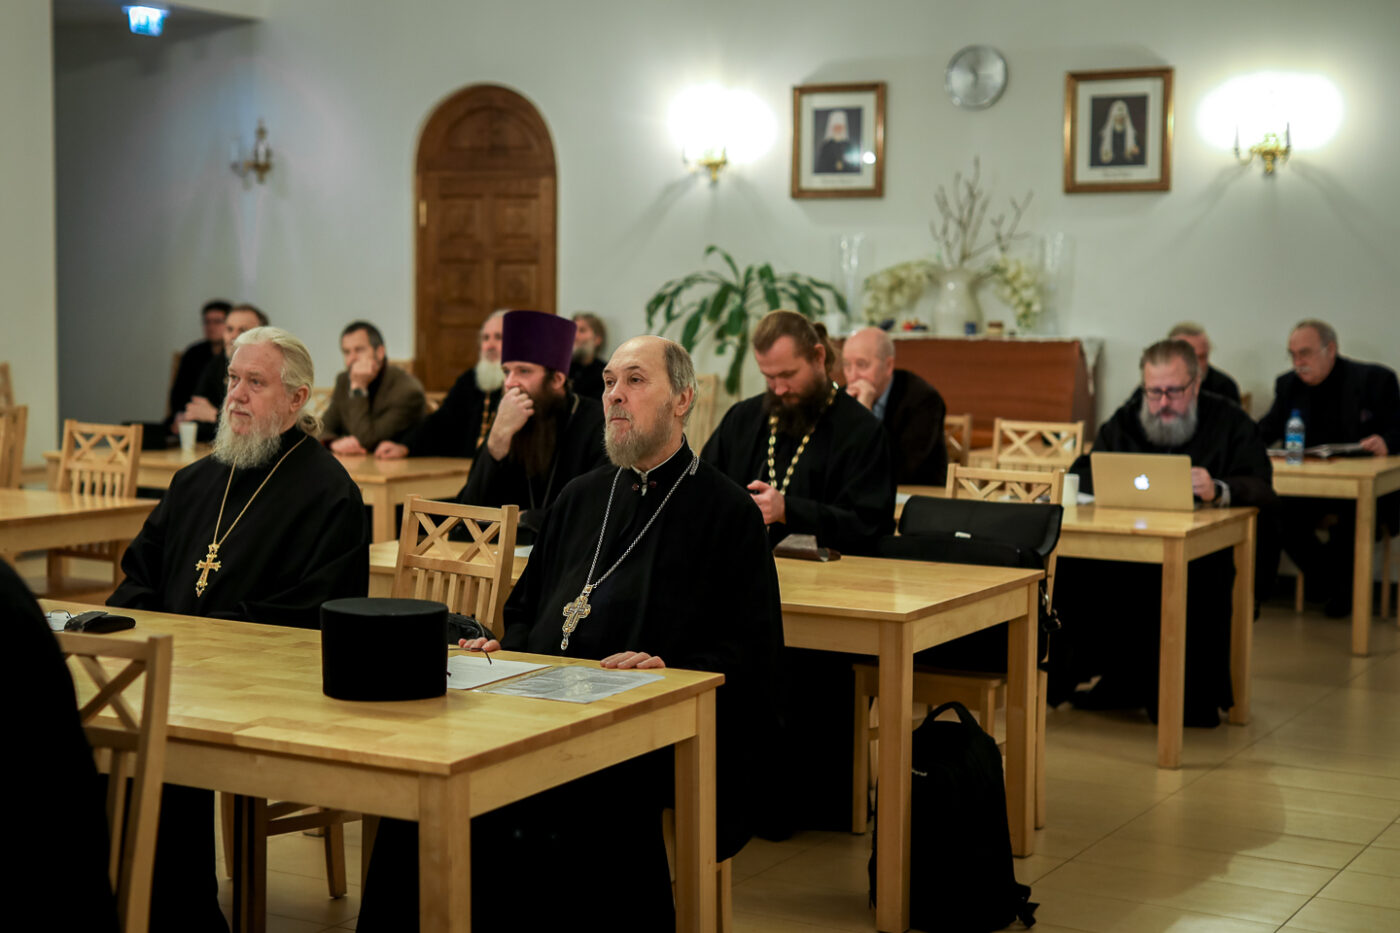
[47,601,721,933]
[899,487,1257,771]
[45,448,473,544]
[368,543,1042,933]
[1269,455,1400,656]
[0,487,156,553]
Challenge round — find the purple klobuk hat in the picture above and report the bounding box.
[501,310,576,373]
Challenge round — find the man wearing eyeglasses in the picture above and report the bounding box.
[1052,338,1275,727]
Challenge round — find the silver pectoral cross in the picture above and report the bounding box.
[194,543,221,597]
[561,584,593,650]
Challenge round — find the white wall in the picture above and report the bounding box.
[2,0,58,466]
[53,0,1400,426]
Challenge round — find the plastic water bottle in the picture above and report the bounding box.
[1285,410,1305,465]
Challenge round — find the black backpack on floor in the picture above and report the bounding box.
[868,701,1037,932]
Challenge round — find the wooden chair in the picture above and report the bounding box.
[0,361,13,409]
[44,420,143,600]
[663,809,734,933]
[60,631,173,933]
[308,387,334,419]
[991,418,1084,472]
[688,373,722,451]
[1294,527,1397,621]
[853,465,1063,833]
[0,404,26,488]
[223,498,522,897]
[943,412,972,468]
[425,389,447,412]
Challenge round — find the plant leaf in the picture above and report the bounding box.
[705,244,743,283]
[680,310,704,351]
[725,329,748,395]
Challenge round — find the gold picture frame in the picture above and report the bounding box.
[1064,67,1173,193]
[792,82,886,199]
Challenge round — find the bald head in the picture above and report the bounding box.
[842,326,896,401]
[602,336,697,470]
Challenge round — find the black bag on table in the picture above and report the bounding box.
[868,701,1037,931]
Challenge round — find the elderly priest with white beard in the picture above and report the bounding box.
[358,336,785,931]
[108,326,369,933]
[1051,338,1275,728]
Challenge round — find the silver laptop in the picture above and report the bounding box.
[1090,452,1196,511]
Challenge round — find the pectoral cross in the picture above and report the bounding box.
[195,543,222,597]
[561,585,593,650]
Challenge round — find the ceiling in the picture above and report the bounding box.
[52,0,261,27]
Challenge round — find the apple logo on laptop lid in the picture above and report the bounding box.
[1134,473,1151,491]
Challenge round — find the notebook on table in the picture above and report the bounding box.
[1089,452,1196,511]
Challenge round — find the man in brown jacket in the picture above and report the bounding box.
[321,320,428,454]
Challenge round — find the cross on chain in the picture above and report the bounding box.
[194,543,221,597]
[560,585,593,650]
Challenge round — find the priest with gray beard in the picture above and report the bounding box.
[1050,338,1275,727]
[108,327,368,933]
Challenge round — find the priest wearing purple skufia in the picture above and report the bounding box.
[359,336,784,931]
[455,309,607,543]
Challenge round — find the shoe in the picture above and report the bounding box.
[1069,678,1142,711]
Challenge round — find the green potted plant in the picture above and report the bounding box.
[646,245,848,394]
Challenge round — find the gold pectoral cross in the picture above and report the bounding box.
[561,585,593,650]
[195,543,222,597]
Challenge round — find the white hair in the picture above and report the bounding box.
[1098,100,1138,163]
[231,326,320,435]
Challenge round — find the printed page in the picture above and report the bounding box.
[476,666,663,703]
[445,655,549,690]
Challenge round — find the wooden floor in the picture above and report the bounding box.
[202,599,1399,933]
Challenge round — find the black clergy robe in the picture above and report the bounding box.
[107,427,368,933]
[166,338,218,425]
[1202,365,1242,406]
[359,440,784,931]
[701,389,895,555]
[187,351,228,442]
[1256,355,1400,607]
[456,392,607,542]
[569,355,606,401]
[400,367,502,457]
[883,367,948,485]
[1052,391,1276,722]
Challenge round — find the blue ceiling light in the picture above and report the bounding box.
[124,6,167,37]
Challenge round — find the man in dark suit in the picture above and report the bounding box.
[842,325,948,484]
[1168,321,1242,406]
[1257,319,1400,616]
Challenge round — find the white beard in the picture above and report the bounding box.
[1138,395,1198,448]
[212,408,286,469]
[604,402,674,469]
[475,358,504,393]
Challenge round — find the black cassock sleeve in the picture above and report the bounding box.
[782,420,895,554]
[108,493,171,612]
[405,371,485,458]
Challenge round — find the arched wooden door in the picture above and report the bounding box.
[415,85,557,391]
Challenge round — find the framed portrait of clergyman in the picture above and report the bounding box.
[792,82,886,199]
[1064,67,1173,193]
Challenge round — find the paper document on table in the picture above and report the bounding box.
[476,666,662,703]
[445,655,548,690]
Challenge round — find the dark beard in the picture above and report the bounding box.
[511,391,566,477]
[764,386,830,438]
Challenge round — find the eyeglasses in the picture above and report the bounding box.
[1143,383,1193,401]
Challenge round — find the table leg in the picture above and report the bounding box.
[1352,481,1376,656]
[1157,539,1187,769]
[370,487,394,543]
[1005,579,1037,857]
[875,621,913,933]
[1229,516,1255,726]
[418,776,471,933]
[674,690,717,933]
[231,794,268,933]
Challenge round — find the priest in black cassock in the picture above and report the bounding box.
[1053,339,1276,727]
[164,298,229,430]
[176,303,268,443]
[1256,319,1400,616]
[358,336,784,931]
[702,310,894,555]
[375,309,506,459]
[455,309,607,542]
[110,326,368,933]
[842,325,949,484]
[1168,321,1242,406]
[568,310,608,400]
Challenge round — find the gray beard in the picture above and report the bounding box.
[475,358,504,393]
[212,411,285,469]
[604,404,673,469]
[1138,395,1198,448]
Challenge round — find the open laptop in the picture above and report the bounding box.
[1090,452,1196,511]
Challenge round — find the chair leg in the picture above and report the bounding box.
[220,792,235,879]
[1035,668,1048,830]
[718,857,734,933]
[978,685,997,736]
[323,821,347,898]
[1381,532,1392,621]
[852,687,871,834]
[1294,570,1305,613]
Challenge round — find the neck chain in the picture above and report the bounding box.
[194,436,307,597]
[560,450,699,650]
[766,382,837,495]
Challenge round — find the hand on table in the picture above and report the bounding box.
[1190,466,1216,502]
[374,441,409,459]
[459,637,501,654]
[330,436,368,456]
[746,480,786,525]
[600,651,665,669]
[1360,434,1389,456]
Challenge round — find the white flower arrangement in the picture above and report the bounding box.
[990,255,1043,330]
[862,259,936,323]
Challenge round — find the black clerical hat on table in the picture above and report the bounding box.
[502,309,576,373]
[320,597,446,701]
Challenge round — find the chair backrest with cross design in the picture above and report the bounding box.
[945,463,1063,603]
[688,372,722,451]
[60,631,172,933]
[991,418,1084,472]
[392,496,519,635]
[943,412,972,468]
[0,404,27,488]
[47,421,144,596]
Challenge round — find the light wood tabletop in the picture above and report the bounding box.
[0,487,156,553]
[45,447,473,545]
[45,600,722,933]
[1269,454,1400,655]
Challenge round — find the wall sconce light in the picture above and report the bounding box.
[668,84,775,183]
[230,121,273,183]
[1234,123,1290,175]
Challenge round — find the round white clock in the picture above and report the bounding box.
[946,45,1008,110]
